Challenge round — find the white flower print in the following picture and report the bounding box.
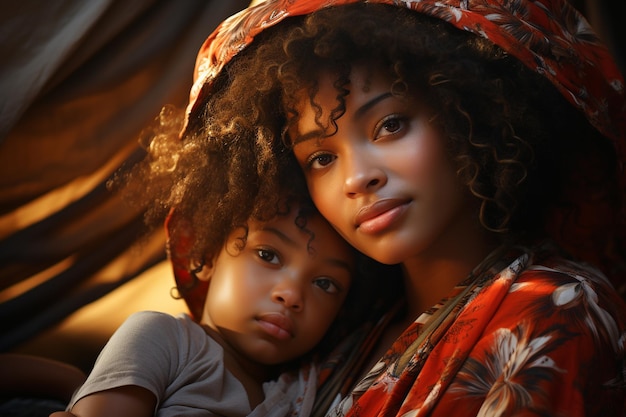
[450,323,565,416]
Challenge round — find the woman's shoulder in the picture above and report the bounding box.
[491,245,626,349]
[443,245,626,416]
[492,241,618,297]
[520,246,623,305]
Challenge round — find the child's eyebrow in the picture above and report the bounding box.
[260,226,296,245]
[261,226,354,275]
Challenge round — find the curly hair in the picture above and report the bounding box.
[125,2,617,264]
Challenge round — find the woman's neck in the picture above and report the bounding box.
[401,228,499,319]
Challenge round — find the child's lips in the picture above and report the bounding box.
[256,313,294,340]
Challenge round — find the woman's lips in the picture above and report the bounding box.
[354,198,410,234]
[256,313,294,340]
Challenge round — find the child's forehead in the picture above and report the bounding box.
[251,209,352,249]
[250,208,330,237]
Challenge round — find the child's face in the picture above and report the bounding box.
[200,208,354,365]
[291,65,480,265]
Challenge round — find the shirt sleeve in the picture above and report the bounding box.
[67,311,187,410]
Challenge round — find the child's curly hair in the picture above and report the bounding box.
[126,2,617,265]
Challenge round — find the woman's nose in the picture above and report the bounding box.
[271,279,303,311]
[343,150,387,197]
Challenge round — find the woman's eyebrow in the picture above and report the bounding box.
[354,92,393,120]
[293,92,394,145]
[292,129,325,145]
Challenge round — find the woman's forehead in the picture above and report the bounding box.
[288,64,409,137]
[186,0,624,144]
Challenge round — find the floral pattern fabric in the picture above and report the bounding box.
[323,243,626,416]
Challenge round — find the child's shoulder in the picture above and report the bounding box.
[109,311,219,365]
[119,310,203,341]
[124,310,188,326]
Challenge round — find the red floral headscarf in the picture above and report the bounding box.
[172,0,626,318]
[185,0,625,142]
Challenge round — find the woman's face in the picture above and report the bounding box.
[291,65,481,265]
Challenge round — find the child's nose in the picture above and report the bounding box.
[271,279,303,311]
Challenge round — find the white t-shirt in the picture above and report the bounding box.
[68,311,316,417]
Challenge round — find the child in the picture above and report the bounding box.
[143,0,626,416]
[53,197,373,417]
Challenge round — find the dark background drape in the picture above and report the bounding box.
[0,0,623,374]
[0,0,250,372]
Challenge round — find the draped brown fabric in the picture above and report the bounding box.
[0,0,250,371]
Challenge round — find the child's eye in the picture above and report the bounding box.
[257,248,280,265]
[307,152,336,170]
[374,115,405,140]
[313,277,340,294]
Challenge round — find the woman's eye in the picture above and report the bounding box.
[375,115,405,139]
[257,249,280,265]
[314,277,339,294]
[308,152,336,170]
